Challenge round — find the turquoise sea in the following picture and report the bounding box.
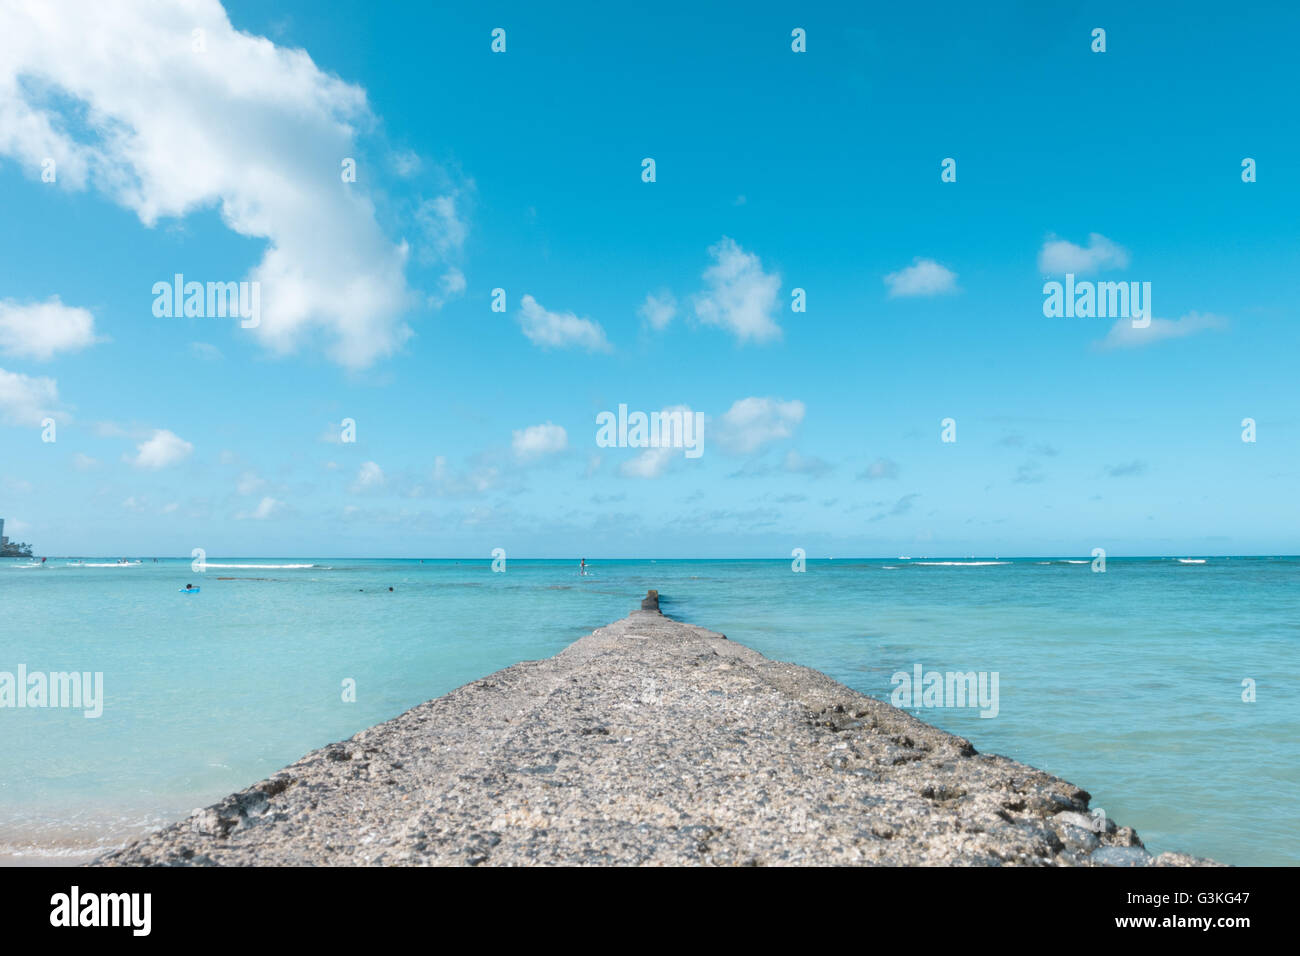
[1,556,1296,865]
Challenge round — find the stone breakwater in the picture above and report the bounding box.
[96,595,1218,866]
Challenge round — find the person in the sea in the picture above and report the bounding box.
[580,558,586,574]
[184,583,195,591]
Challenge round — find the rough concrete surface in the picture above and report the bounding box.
[96,598,1219,866]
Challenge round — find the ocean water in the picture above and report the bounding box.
[1,556,1296,865]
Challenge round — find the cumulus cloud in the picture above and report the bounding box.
[0,0,415,368]
[1038,233,1129,274]
[0,367,59,424]
[638,292,677,331]
[883,259,958,297]
[517,294,611,352]
[1095,312,1226,350]
[693,237,782,343]
[129,429,193,469]
[512,422,568,461]
[0,297,98,359]
[716,396,805,455]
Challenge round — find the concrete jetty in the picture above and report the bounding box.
[95,594,1216,866]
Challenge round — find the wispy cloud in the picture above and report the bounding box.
[1013,461,1045,484]
[638,292,677,331]
[236,496,282,520]
[350,461,385,491]
[1095,312,1226,350]
[1106,460,1147,478]
[869,493,919,521]
[857,457,899,480]
[782,450,832,477]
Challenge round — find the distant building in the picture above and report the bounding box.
[0,518,34,558]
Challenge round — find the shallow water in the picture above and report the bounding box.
[1,556,1295,864]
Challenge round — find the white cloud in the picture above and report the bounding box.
[72,453,99,471]
[432,455,499,497]
[439,268,467,297]
[638,292,677,331]
[416,194,468,261]
[620,445,676,479]
[190,342,223,361]
[353,460,384,489]
[237,496,280,520]
[1038,233,1129,275]
[517,294,611,352]
[129,429,193,469]
[512,422,568,461]
[716,396,805,455]
[0,367,60,425]
[391,149,422,177]
[236,470,266,495]
[0,297,97,359]
[884,259,958,298]
[615,404,698,478]
[693,237,782,343]
[1096,312,1226,350]
[0,0,415,368]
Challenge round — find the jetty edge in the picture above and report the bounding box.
[94,592,1219,866]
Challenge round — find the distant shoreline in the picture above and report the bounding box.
[8,554,1296,561]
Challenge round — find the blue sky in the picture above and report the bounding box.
[1,0,1296,557]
